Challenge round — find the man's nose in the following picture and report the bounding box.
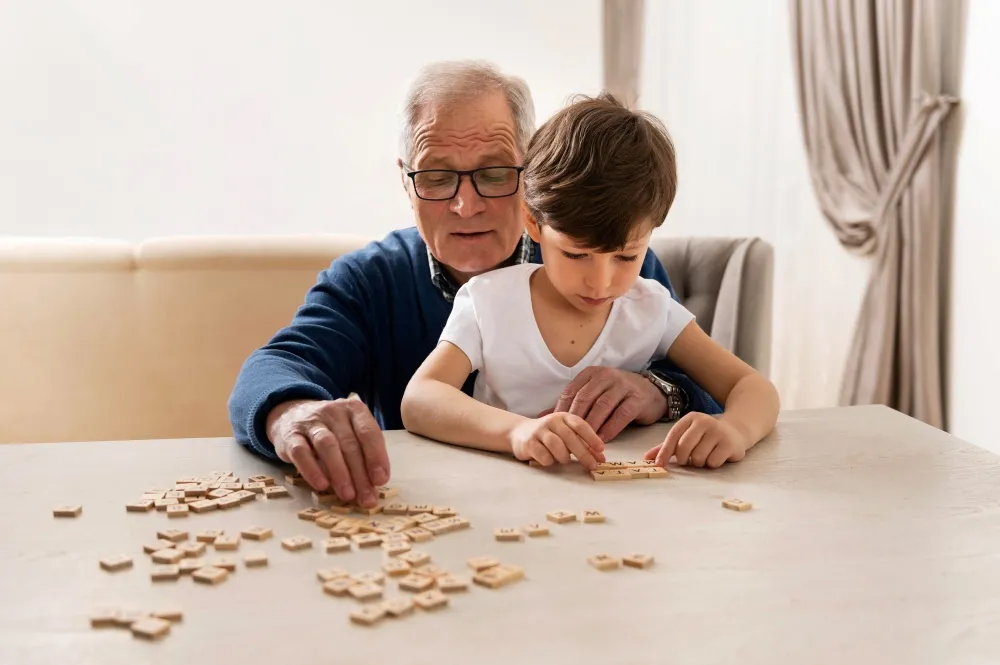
[449,176,487,219]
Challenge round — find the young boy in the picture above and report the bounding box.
[400,94,779,470]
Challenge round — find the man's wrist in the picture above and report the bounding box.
[640,369,688,422]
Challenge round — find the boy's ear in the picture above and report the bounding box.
[522,202,542,243]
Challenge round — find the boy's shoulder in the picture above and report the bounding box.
[463,262,539,297]
[620,274,673,304]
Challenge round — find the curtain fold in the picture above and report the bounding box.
[603,0,644,107]
[790,0,964,429]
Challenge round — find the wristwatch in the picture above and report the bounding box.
[641,369,688,422]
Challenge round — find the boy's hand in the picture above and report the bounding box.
[509,413,606,470]
[644,413,747,468]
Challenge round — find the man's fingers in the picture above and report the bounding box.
[346,400,390,486]
[595,394,640,442]
[536,408,554,418]
[306,426,354,501]
[568,374,614,420]
[539,430,572,465]
[584,387,628,436]
[325,409,378,507]
[674,418,710,465]
[552,420,599,469]
[554,369,594,414]
[284,431,329,491]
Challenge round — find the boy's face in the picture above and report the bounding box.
[526,215,652,313]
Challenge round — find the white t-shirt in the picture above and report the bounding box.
[439,263,696,417]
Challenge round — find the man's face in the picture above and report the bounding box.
[400,92,525,283]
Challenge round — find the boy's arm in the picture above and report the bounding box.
[639,250,724,416]
[666,321,780,453]
[400,342,526,453]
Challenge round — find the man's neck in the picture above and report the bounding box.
[442,241,524,287]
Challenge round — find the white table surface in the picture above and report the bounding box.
[1,404,999,665]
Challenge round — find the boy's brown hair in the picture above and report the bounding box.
[522,93,677,252]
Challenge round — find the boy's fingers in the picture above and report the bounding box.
[688,435,720,468]
[552,421,599,469]
[706,444,730,468]
[565,415,605,453]
[674,420,710,465]
[659,419,690,465]
[528,439,557,466]
[539,431,572,465]
[643,445,660,461]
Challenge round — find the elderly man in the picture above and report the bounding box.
[228,60,720,508]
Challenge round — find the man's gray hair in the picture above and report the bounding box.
[398,60,536,164]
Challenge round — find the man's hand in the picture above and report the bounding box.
[549,367,668,442]
[266,397,390,507]
[644,412,747,468]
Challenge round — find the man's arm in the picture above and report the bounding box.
[637,249,723,416]
[227,257,371,460]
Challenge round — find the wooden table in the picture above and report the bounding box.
[2,405,999,665]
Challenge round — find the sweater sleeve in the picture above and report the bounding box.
[227,255,372,459]
[638,250,723,416]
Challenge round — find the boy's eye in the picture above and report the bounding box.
[562,251,587,260]
[616,254,639,262]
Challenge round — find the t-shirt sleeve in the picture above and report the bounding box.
[438,283,484,371]
[654,286,697,359]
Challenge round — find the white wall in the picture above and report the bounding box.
[0,1,600,240]
[949,0,1000,453]
[640,0,868,411]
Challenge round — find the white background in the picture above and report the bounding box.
[1,0,996,451]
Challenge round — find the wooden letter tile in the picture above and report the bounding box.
[125,500,155,513]
[241,526,273,541]
[352,571,385,585]
[588,554,620,571]
[130,617,171,640]
[622,553,655,569]
[466,556,500,572]
[382,559,411,577]
[151,609,183,622]
[323,578,354,596]
[402,527,434,543]
[154,498,179,511]
[143,539,174,554]
[192,566,229,585]
[157,528,189,543]
[351,532,383,548]
[166,504,190,518]
[281,536,313,552]
[211,556,238,571]
[349,605,386,625]
[382,541,411,557]
[317,568,349,583]
[263,486,290,499]
[582,510,606,524]
[408,504,432,515]
[524,523,550,537]
[436,574,470,593]
[412,589,449,611]
[99,555,133,572]
[626,467,649,479]
[298,507,324,521]
[213,534,241,551]
[383,502,409,515]
[178,558,205,574]
[413,564,447,579]
[323,537,352,554]
[348,582,383,602]
[722,498,753,511]
[376,486,399,499]
[189,499,219,514]
[196,529,224,543]
[431,506,457,517]
[152,548,185,564]
[382,596,414,617]
[90,609,119,628]
[494,527,523,542]
[399,550,431,567]
[546,510,577,524]
[177,541,207,557]
[398,574,434,592]
[645,466,668,479]
[150,565,180,582]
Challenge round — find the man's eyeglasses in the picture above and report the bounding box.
[402,164,525,201]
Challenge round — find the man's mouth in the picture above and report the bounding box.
[452,231,491,239]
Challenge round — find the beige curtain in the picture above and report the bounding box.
[603,0,644,107]
[790,0,964,429]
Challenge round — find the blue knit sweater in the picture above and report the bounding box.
[228,227,722,459]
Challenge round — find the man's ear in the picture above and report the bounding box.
[397,158,408,189]
[522,202,542,243]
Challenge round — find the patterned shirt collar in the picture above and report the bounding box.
[428,232,535,303]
